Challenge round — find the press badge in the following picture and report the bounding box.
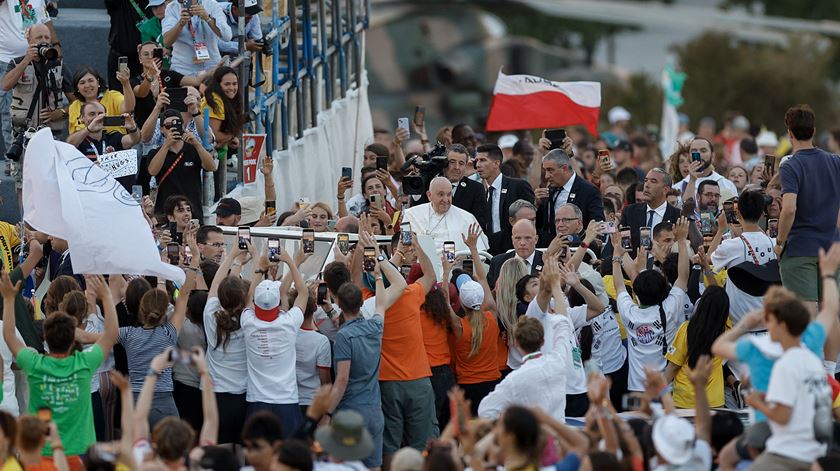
[194,42,210,62]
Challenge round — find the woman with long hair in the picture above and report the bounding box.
[42,276,81,316]
[667,142,691,187]
[67,66,135,135]
[494,406,543,471]
[204,245,250,444]
[202,66,244,197]
[665,286,729,408]
[494,258,527,370]
[280,201,335,232]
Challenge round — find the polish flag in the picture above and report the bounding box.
[486,70,601,136]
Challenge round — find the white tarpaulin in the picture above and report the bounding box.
[22,129,185,283]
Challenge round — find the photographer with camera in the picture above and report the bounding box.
[217,0,263,56]
[2,23,69,187]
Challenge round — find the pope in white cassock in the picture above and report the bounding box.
[403,176,489,254]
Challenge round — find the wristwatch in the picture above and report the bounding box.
[376,254,386,262]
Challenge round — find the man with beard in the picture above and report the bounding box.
[674,137,738,203]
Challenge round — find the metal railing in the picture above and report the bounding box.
[241,0,370,155]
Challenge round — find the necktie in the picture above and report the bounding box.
[487,185,495,204]
[646,209,655,228]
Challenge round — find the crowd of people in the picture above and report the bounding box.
[2,1,840,471]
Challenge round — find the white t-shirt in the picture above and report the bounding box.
[203,297,248,394]
[587,306,627,374]
[672,171,739,202]
[313,304,341,341]
[84,309,115,393]
[241,306,304,404]
[765,346,830,462]
[295,328,331,405]
[616,286,689,392]
[710,231,776,326]
[526,299,586,395]
[0,321,21,415]
[651,439,712,471]
[0,0,49,63]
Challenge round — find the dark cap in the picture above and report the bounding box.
[213,198,242,217]
[614,140,633,153]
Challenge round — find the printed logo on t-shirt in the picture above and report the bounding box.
[184,161,195,167]
[636,324,655,344]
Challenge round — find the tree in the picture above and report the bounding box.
[674,32,838,134]
[601,73,662,129]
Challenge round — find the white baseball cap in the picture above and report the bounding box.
[254,280,281,321]
[652,415,695,465]
[608,106,631,124]
[498,134,519,150]
[755,130,779,148]
[458,280,484,311]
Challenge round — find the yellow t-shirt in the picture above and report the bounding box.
[0,222,20,271]
[67,90,126,135]
[201,93,225,120]
[2,456,23,471]
[602,274,629,340]
[665,321,725,408]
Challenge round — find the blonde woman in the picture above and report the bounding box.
[494,257,528,371]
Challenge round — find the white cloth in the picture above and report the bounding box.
[478,347,568,423]
[672,171,738,202]
[241,306,304,404]
[295,328,331,405]
[162,0,232,75]
[765,346,830,462]
[203,297,248,394]
[710,231,776,326]
[0,321,22,415]
[0,0,49,63]
[526,299,586,396]
[489,173,503,233]
[616,286,689,392]
[22,129,185,283]
[588,306,627,374]
[403,203,489,254]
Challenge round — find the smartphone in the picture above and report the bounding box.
[183,245,192,265]
[376,156,388,171]
[622,393,642,411]
[302,228,315,254]
[37,407,52,423]
[168,348,193,365]
[413,106,425,126]
[298,197,310,210]
[545,128,566,150]
[265,200,276,216]
[168,221,180,243]
[400,222,412,246]
[444,241,456,264]
[603,220,617,234]
[118,56,129,74]
[165,87,188,113]
[131,184,143,201]
[167,242,180,265]
[639,226,652,250]
[237,226,250,249]
[369,194,383,210]
[691,151,701,163]
[170,117,184,135]
[317,282,328,304]
[400,264,412,278]
[723,201,738,224]
[268,238,280,262]
[767,218,779,238]
[102,115,125,127]
[397,117,410,134]
[363,246,376,272]
[700,211,714,236]
[153,47,165,59]
[598,149,610,166]
[763,154,776,177]
[341,167,352,181]
[327,219,337,232]
[462,258,474,275]
[620,226,632,251]
[558,246,568,260]
[337,233,350,255]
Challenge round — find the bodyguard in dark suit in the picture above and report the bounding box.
[536,149,604,247]
[487,219,544,289]
[413,144,490,231]
[474,144,535,255]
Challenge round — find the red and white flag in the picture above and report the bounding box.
[486,70,601,136]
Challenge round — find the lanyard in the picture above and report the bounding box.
[521,352,542,364]
[84,137,103,159]
[740,235,761,265]
[159,152,184,186]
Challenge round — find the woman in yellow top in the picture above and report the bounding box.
[664,285,729,408]
[201,66,244,196]
[67,66,135,136]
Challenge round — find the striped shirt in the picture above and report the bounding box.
[118,323,178,392]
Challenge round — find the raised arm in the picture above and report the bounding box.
[140,92,168,144]
[689,355,712,443]
[280,249,308,313]
[185,130,217,171]
[711,310,763,360]
[439,260,463,338]
[117,71,135,114]
[147,134,178,176]
[193,348,218,445]
[0,271,25,359]
[462,223,496,312]
[610,234,628,297]
[816,243,840,333]
[135,349,174,440]
[673,217,690,291]
[87,275,119,354]
[210,243,246,298]
[109,370,136,469]
[559,263,604,319]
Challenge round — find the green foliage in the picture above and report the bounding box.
[601,72,662,129]
[675,32,838,133]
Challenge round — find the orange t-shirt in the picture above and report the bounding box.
[454,311,501,384]
[379,283,432,381]
[361,287,375,300]
[420,309,451,367]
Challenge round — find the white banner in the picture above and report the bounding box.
[22,129,185,283]
[98,149,138,179]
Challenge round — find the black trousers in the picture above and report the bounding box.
[459,379,500,416]
[174,381,204,434]
[430,365,456,427]
[216,392,247,444]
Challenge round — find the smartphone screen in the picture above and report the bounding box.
[700,212,714,236]
[767,218,779,238]
[598,149,610,166]
[118,56,128,74]
[237,226,250,249]
[341,167,352,180]
[400,222,412,245]
[620,227,632,250]
[413,106,425,126]
[268,238,280,262]
[462,258,473,275]
[337,233,350,255]
[639,226,652,250]
[723,201,738,224]
[376,156,388,171]
[131,185,143,201]
[363,247,376,272]
[102,115,125,127]
[302,229,315,254]
[167,242,180,265]
[545,128,566,150]
[691,151,702,163]
[444,241,456,263]
[397,117,410,134]
[764,154,776,177]
[317,282,328,304]
[265,200,276,216]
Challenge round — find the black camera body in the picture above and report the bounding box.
[35,43,58,61]
[401,143,449,195]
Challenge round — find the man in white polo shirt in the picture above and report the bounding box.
[241,247,308,437]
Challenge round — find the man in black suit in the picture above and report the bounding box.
[536,149,604,247]
[618,168,680,255]
[487,219,543,290]
[47,235,85,288]
[474,144,535,255]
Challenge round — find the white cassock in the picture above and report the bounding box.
[403,203,489,255]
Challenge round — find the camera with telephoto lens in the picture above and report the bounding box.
[5,127,40,162]
[400,143,449,195]
[36,43,58,61]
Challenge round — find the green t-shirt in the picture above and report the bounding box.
[17,344,104,456]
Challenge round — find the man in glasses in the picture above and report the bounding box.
[196,225,225,263]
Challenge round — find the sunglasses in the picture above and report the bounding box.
[162,121,181,129]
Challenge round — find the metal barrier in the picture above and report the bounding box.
[245,0,370,154]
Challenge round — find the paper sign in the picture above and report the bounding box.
[98,149,138,179]
[242,134,266,185]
